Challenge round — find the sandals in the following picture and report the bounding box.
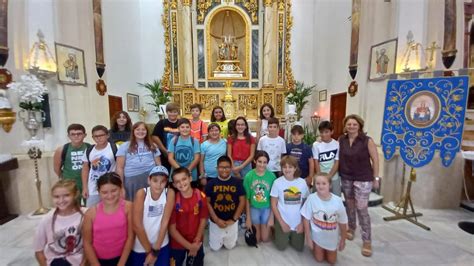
[346,229,354,240]
[361,242,372,257]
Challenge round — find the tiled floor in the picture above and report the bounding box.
[0,206,473,265]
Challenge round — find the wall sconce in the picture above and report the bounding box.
[26,30,57,82]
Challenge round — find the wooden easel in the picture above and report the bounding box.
[382,167,431,231]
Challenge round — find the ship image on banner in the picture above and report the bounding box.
[381,76,469,168]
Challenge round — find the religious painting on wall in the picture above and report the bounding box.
[55,43,87,86]
[127,93,139,112]
[368,38,397,81]
[381,76,469,168]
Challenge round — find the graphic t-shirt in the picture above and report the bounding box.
[201,139,227,178]
[190,119,208,143]
[312,139,339,174]
[243,169,276,209]
[109,130,131,147]
[270,177,309,230]
[257,136,287,172]
[286,142,313,178]
[228,136,255,161]
[62,143,89,184]
[300,193,348,251]
[33,210,85,265]
[82,143,116,196]
[169,189,209,249]
[152,119,179,151]
[116,141,161,177]
[210,120,229,139]
[205,177,245,221]
[168,136,201,180]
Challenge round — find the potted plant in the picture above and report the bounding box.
[285,81,316,121]
[138,79,172,115]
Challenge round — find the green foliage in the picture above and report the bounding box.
[19,101,43,111]
[138,80,172,114]
[303,124,318,146]
[285,81,316,120]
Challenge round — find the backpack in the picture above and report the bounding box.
[60,142,91,170]
[175,188,204,213]
[85,141,118,167]
[172,134,195,152]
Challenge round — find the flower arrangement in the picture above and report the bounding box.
[7,74,48,111]
[285,81,316,120]
[138,79,172,114]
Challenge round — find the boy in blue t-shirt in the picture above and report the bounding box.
[286,125,314,187]
[204,156,245,251]
[168,118,201,187]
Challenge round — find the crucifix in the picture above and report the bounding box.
[425,41,441,70]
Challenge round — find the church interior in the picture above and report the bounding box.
[0,0,473,265]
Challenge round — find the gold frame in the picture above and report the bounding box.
[205,6,251,80]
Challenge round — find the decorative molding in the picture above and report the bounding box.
[276,93,284,115]
[264,0,274,7]
[162,0,171,89]
[199,94,220,109]
[197,0,213,23]
[183,92,194,114]
[182,0,192,6]
[284,0,295,90]
[263,92,273,105]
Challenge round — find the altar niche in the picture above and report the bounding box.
[208,8,248,79]
[161,0,295,120]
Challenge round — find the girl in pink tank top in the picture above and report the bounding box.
[82,172,133,266]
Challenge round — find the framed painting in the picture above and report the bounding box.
[55,43,87,86]
[368,38,398,81]
[127,93,140,112]
[319,90,327,102]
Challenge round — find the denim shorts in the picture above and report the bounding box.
[232,160,252,179]
[250,207,271,225]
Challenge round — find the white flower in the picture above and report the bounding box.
[7,74,48,104]
[287,93,294,98]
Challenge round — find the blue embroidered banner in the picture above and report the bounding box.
[381,76,469,168]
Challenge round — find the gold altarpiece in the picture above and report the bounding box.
[161,0,295,120]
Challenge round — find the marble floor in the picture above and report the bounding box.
[0,205,473,265]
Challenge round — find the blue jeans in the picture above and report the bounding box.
[250,207,271,225]
[129,244,170,266]
[232,160,252,179]
[170,245,204,266]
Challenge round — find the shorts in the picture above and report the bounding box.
[130,244,170,266]
[209,220,238,251]
[250,207,271,225]
[232,160,252,179]
[86,194,100,207]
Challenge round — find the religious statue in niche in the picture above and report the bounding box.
[209,9,246,78]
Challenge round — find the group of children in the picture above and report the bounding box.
[36,102,349,265]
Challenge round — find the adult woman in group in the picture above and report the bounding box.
[338,114,380,257]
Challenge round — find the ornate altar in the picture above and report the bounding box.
[161,0,295,120]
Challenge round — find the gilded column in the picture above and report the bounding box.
[263,0,276,87]
[0,0,8,67]
[181,0,193,87]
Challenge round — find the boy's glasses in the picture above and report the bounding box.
[69,133,84,137]
[92,133,107,138]
[218,166,231,170]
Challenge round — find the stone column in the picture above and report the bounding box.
[181,0,193,87]
[263,0,276,87]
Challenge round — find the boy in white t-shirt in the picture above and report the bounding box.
[81,125,117,207]
[270,156,309,251]
[257,117,286,178]
[301,174,347,264]
[312,121,340,195]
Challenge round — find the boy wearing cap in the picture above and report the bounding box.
[204,156,246,251]
[131,166,175,266]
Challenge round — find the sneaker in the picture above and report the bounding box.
[361,242,372,257]
[239,214,247,230]
[346,229,354,240]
